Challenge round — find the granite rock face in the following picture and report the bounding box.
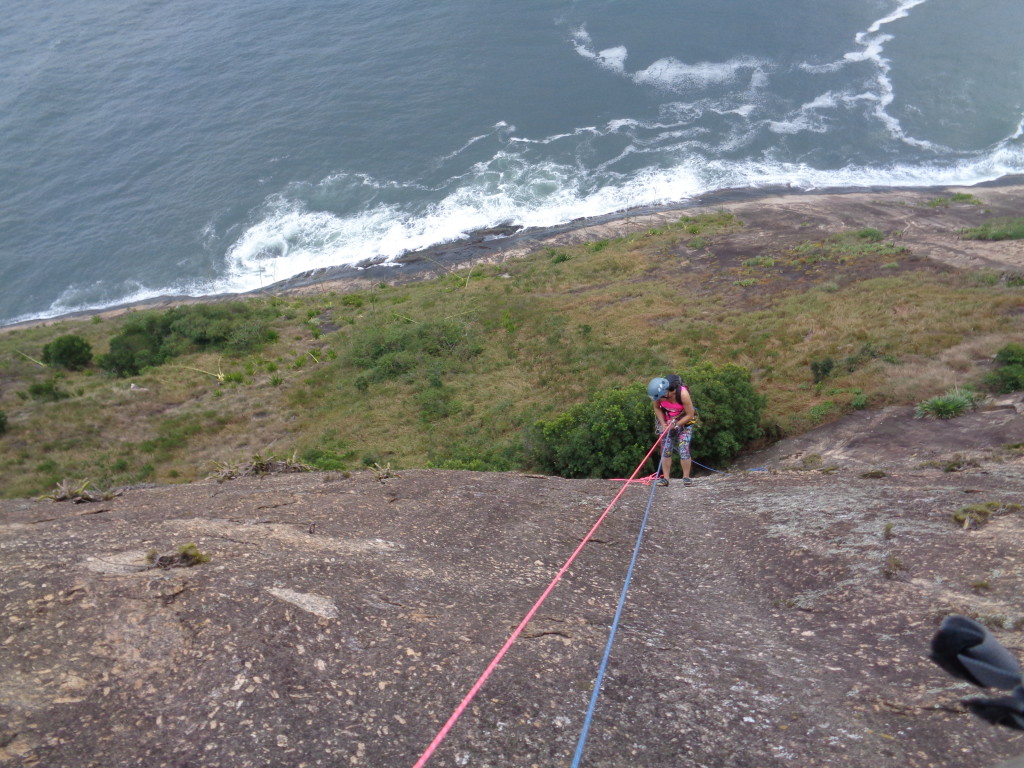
[2,404,1024,767]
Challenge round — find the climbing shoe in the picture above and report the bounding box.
[682,477,693,487]
[657,477,669,487]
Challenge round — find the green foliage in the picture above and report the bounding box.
[140,412,229,461]
[414,381,462,423]
[299,432,356,471]
[41,334,93,370]
[983,343,1024,393]
[99,304,278,376]
[527,363,765,477]
[988,365,1024,393]
[914,387,978,419]
[527,383,654,478]
[808,401,838,423]
[28,377,71,402]
[682,362,766,469]
[995,343,1024,367]
[789,229,906,264]
[0,411,7,436]
[428,440,522,472]
[951,193,983,204]
[961,217,1024,241]
[810,357,835,383]
[347,318,481,382]
[952,500,1023,530]
[811,344,883,384]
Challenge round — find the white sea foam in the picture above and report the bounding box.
[596,46,628,73]
[863,0,931,36]
[15,140,1021,327]
[633,56,764,92]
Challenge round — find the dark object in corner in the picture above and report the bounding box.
[930,614,1024,731]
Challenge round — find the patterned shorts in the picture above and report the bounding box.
[657,423,693,460]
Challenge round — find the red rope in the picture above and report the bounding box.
[410,436,663,768]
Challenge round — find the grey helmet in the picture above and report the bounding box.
[647,377,670,400]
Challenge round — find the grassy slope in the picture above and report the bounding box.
[1,209,1022,498]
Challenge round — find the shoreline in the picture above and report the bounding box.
[5,175,1024,332]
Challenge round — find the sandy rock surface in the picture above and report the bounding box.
[3,401,1024,767]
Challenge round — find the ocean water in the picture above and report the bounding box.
[2,0,1023,325]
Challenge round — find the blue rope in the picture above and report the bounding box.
[570,461,661,767]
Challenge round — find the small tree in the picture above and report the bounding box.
[41,334,93,371]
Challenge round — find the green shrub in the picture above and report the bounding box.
[995,343,1024,367]
[42,334,93,370]
[914,388,978,419]
[414,383,462,423]
[526,383,654,478]
[984,343,1024,393]
[299,433,356,471]
[989,364,1024,393]
[28,378,71,402]
[527,362,765,477]
[99,304,278,377]
[347,318,481,380]
[683,362,766,469]
[810,357,835,383]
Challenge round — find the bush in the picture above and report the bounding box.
[995,343,1024,367]
[28,378,72,402]
[42,334,93,370]
[527,383,654,478]
[347,318,481,380]
[99,304,278,376]
[914,388,978,419]
[683,362,766,469]
[527,362,765,478]
[989,364,1024,393]
[810,357,835,384]
[984,343,1024,393]
[299,433,356,471]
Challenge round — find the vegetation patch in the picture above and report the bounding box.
[1,200,1023,495]
[209,452,312,481]
[146,543,211,569]
[961,217,1024,241]
[952,500,1023,530]
[42,334,93,371]
[100,303,279,376]
[787,229,907,265]
[914,387,978,419]
[986,342,1024,393]
[38,478,123,503]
